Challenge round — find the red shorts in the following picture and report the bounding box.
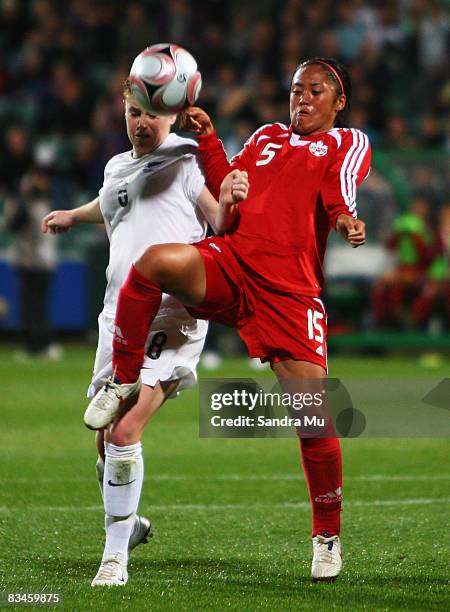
[187,236,327,369]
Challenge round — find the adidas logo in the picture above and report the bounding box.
[113,325,127,345]
[314,487,342,504]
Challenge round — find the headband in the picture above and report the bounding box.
[315,61,345,97]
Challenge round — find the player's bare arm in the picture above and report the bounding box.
[42,197,103,234]
[196,170,248,235]
[336,213,366,248]
[216,170,248,234]
[180,106,214,136]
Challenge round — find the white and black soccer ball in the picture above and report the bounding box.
[129,43,202,115]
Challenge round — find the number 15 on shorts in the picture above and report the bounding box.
[307,308,325,356]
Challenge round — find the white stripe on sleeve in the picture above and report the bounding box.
[339,129,369,217]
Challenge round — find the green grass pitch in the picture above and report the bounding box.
[1,344,449,611]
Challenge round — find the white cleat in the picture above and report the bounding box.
[84,377,141,430]
[91,553,128,587]
[128,515,153,554]
[311,534,342,582]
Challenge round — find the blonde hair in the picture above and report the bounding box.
[123,78,133,97]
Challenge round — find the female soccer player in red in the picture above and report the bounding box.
[88,57,371,581]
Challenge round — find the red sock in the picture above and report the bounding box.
[299,437,342,537]
[112,265,162,383]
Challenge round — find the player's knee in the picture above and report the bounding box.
[135,245,181,285]
[109,421,140,447]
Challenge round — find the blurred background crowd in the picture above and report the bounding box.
[0,0,448,360]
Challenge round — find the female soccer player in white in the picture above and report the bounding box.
[42,81,248,587]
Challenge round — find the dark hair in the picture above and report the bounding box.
[295,57,351,127]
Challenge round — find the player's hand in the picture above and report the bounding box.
[179,106,215,136]
[336,214,366,248]
[220,170,249,206]
[41,210,75,234]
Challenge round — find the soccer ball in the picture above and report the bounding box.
[129,43,202,115]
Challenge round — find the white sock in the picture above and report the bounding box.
[96,456,115,531]
[102,442,144,559]
[104,442,143,516]
[96,456,104,499]
[103,514,135,560]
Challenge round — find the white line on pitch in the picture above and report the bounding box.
[0,497,449,513]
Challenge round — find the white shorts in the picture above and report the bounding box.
[87,311,208,399]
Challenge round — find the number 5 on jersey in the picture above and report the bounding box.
[256,143,282,166]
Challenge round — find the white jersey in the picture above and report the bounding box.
[99,133,206,322]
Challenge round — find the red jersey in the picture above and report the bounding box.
[198,123,371,296]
